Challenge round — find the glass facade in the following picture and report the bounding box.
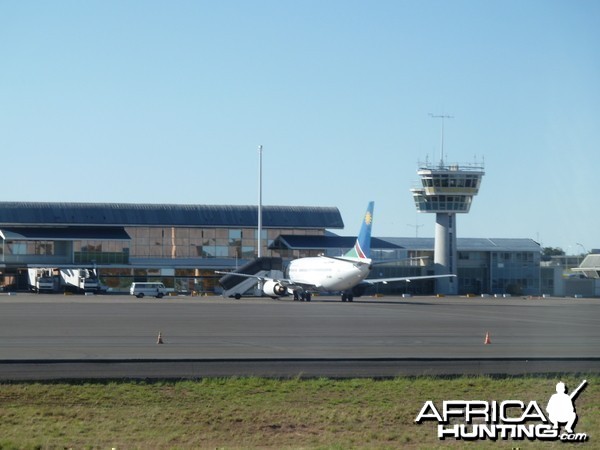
[0,225,326,293]
[0,227,324,267]
[489,251,540,295]
[125,227,321,260]
[1,240,72,265]
[420,173,482,192]
[74,241,129,264]
[411,192,472,212]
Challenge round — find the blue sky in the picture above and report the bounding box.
[1,1,598,253]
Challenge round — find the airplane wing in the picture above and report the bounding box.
[362,274,456,285]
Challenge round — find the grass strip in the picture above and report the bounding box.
[0,375,597,449]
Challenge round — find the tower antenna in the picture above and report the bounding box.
[429,113,453,166]
[407,223,424,238]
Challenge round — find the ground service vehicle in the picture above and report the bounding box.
[28,268,55,292]
[130,282,168,298]
[60,268,99,293]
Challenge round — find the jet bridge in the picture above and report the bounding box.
[219,257,283,299]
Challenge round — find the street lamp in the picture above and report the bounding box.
[258,145,263,258]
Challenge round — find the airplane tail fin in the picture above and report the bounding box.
[343,201,374,260]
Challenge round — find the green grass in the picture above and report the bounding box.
[0,376,597,449]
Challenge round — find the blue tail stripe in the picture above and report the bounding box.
[344,201,374,259]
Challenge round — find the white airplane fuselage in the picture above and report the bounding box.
[287,256,371,292]
[216,201,455,301]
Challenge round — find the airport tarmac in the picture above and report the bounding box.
[0,293,599,379]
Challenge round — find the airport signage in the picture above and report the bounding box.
[415,380,589,443]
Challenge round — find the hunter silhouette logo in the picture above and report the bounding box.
[415,379,589,442]
[547,380,586,434]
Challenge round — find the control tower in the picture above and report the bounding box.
[410,159,485,294]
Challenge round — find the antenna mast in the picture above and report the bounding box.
[429,113,453,166]
[407,223,424,238]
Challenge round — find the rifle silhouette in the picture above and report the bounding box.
[570,379,587,400]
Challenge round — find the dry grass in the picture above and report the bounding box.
[0,375,597,449]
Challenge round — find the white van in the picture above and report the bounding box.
[130,282,168,298]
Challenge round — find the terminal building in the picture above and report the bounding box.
[0,201,549,297]
[0,202,342,293]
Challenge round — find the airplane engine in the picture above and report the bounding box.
[262,280,287,297]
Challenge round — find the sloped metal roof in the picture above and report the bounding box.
[0,227,130,241]
[0,202,344,229]
[381,237,540,252]
[273,235,541,252]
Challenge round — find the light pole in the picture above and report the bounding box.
[256,145,264,297]
[258,145,263,259]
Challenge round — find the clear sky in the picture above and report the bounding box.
[1,1,598,254]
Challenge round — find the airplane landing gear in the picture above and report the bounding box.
[293,290,312,302]
[341,291,354,302]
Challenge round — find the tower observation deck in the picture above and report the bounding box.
[410,160,485,294]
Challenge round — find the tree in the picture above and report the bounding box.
[541,247,565,261]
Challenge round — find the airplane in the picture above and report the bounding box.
[217,201,455,301]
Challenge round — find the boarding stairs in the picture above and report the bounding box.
[219,257,283,299]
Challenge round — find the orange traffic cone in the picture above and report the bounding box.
[157,331,164,344]
[484,332,491,345]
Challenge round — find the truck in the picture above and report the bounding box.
[28,268,56,293]
[60,268,99,293]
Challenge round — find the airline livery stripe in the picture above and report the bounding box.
[355,242,366,259]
